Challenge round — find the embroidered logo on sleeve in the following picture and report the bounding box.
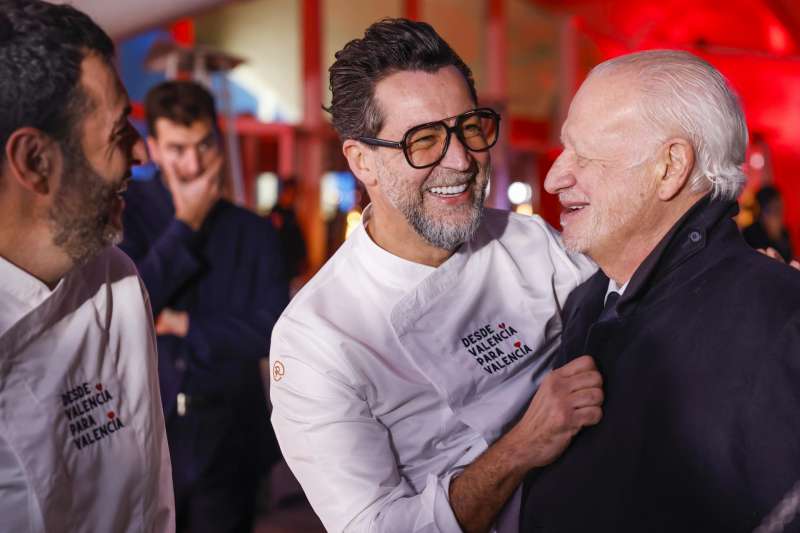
[61,382,126,451]
[272,361,285,382]
[460,322,533,375]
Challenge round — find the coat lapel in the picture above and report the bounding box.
[558,272,608,364]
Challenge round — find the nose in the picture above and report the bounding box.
[182,148,202,177]
[438,131,473,172]
[544,151,576,195]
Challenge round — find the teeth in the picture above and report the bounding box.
[429,183,469,196]
[568,206,585,211]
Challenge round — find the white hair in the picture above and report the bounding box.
[590,50,748,200]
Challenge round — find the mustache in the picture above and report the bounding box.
[423,159,481,189]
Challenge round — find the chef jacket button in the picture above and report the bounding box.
[689,231,702,243]
[175,358,187,372]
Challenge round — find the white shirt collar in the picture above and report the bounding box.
[604,278,630,305]
[0,255,59,338]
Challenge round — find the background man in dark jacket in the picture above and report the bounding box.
[521,50,800,532]
[121,80,289,533]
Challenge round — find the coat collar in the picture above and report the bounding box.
[616,195,739,313]
[558,196,738,362]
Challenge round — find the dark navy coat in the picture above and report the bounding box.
[120,174,289,476]
[521,197,800,533]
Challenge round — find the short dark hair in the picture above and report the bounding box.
[0,0,114,162]
[144,80,218,138]
[327,18,477,141]
[756,185,781,212]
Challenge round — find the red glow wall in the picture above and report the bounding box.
[702,54,800,254]
[535,0,800,256]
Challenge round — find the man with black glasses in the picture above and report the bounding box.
[269,19,602,533]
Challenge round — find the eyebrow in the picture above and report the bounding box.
[111,104,133,136]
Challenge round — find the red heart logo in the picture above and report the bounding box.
[96,383,103,391]
[498,323,506,329]
[107,411,115,420]
[514,341,521,348]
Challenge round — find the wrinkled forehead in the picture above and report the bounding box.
[563,71,654,154]
[374,67,477,137]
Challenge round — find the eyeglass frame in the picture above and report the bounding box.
[357,107,501,169]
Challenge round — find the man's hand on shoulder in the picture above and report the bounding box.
[164,153,223,231]
[758,247,800,270]
[448,355,603,533]
[507,355,603,470]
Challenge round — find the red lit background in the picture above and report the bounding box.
[533,0,800,253]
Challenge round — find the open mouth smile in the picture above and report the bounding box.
[428,183,469,197]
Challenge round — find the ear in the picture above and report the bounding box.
[656,138,694,201]
[146,136,162,166]
[4,127,61,195]
[343,139,378,188]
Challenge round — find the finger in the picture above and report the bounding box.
[791,259,800,270]
[566,370,603,393]
[574,406,603,427]
[570,387,603,409]
[766,247,782,261]
[200,151,225,181]
[558,355,597,377]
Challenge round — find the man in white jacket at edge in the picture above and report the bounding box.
[270,19,604,533]
[0,1,175,531]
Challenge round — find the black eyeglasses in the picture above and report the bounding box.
[358,108,501,169]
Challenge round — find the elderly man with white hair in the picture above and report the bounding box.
[520,50,800,532]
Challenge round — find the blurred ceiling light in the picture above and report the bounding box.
[750,152,765,170]
[507,181,532,205]
[256,172,278,212]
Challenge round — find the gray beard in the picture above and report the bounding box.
[49,141,121,265]
[405,183,486,250]
[383,163,490,251]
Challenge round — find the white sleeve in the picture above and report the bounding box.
[269,324,463,533]
[531,216,597,303]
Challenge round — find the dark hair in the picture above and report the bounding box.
[756,185,781,211]
[0,0,114,162]
[327,18,477,141]
[144,80,218,137]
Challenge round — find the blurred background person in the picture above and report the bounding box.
[120,80,289,533]
[269,176,308,287]
[743,185,794,262]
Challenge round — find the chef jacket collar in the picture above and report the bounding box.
[355,204,436,290]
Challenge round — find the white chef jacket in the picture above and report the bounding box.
[270,207,596,533]
[0,247,175,533]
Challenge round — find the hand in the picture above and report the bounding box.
[163,152,224,230]
[156,308,189,337]
[757,247,800,270]
[509,355,603,470]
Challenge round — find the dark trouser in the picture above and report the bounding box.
[168,403,261,533]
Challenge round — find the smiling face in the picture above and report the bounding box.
[49,53,145,263]
[367,66,490,251]
[544,72,661,261]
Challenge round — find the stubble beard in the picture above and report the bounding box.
[379,160,490,251]
[562,174,654,257]
[49,140,123,266]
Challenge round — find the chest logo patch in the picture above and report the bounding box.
[460,322,533,375]
[272,360,285,382]
[61,381,126,451]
